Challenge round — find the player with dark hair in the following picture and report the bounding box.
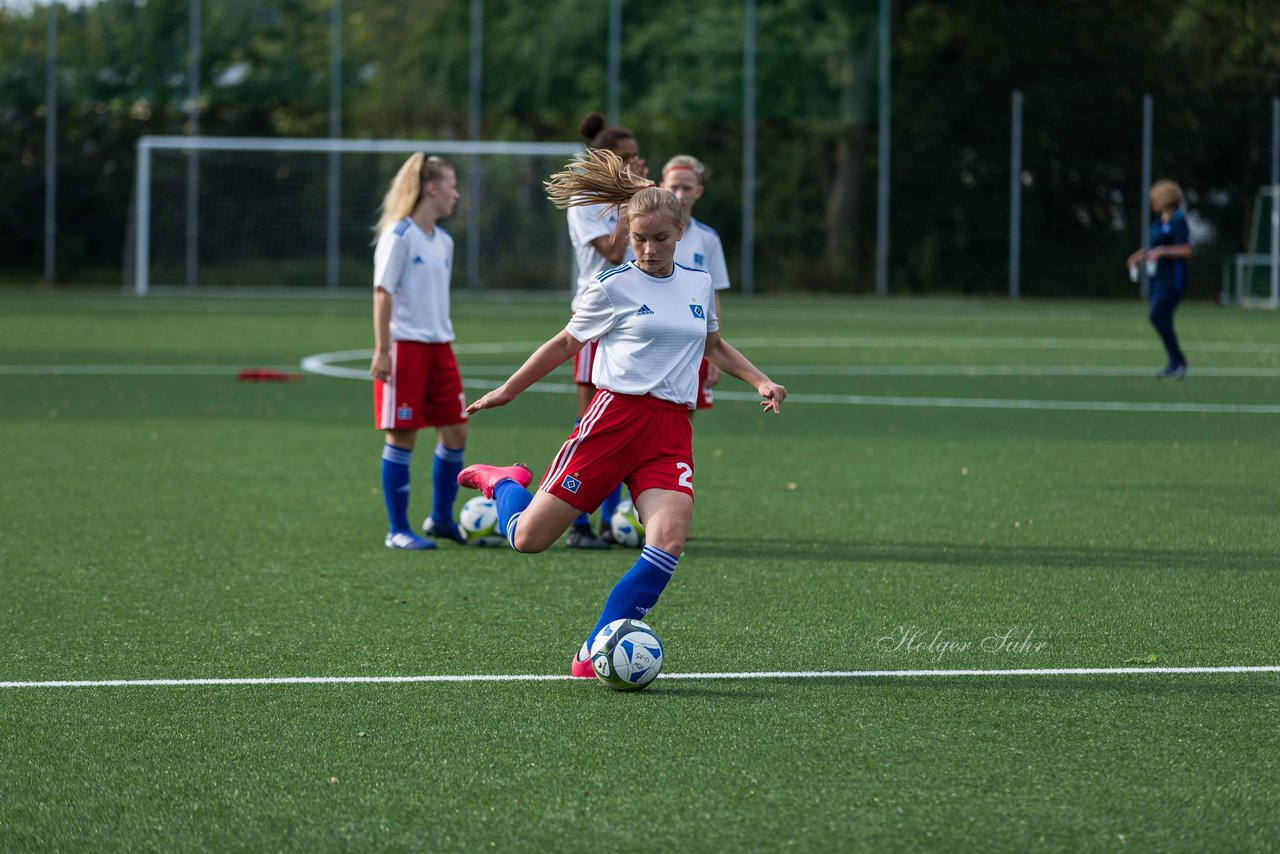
[457,149,787,677]
[1127,179,1192,379]
[369,153,469,550]
[562,111,647,548]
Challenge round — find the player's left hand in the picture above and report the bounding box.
[758,381,787,414]
[705,362,722,387]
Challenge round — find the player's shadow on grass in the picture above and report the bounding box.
[686,537,1277,573]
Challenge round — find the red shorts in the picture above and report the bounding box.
[373,341,468,430]
[539,390,695,513]
[696,359,715,410]
[572,339,598,386]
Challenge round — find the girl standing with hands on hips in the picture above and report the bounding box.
[457,149,787,677]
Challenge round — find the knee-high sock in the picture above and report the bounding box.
[381,444,413,533]
[431,443,465,525]
[581,545,678,654]
[493,479,533,550]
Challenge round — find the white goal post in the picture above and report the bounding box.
[1229,185,1280,309]
[132,136,583,295]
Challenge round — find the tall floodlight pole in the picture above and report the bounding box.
[607,0,621,125]
[186,0,201,288]
[1139,94,1153,300]
[326,0,342,289]
[741,0,756,296]
[467,0,483,290]
[874,0,891,296]
[1271,96,1279,308]
[1009,89,1023,299]
[44,1,57,284]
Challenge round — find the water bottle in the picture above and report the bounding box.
[1145,258,1158,277]
[1128,264,1140,283]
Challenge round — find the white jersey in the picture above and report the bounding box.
[565,262,719,408]
[373,216,455,343]
[567,202,622,311]
[673,218,731,291]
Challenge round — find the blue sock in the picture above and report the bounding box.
[583,545,679,651]
[494,479,533,550]
[431,443,465,526]
[381,444,413,533]
[599,484,624,525]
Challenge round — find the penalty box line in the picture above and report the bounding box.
[2,665,1278,690]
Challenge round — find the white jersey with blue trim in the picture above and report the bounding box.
[565,262,719,408]
[373,216,455,343]
[673,217,731,291]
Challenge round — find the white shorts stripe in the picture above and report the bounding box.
[542,390,612,486]
[542,391,614,494]
[378,344,399,429]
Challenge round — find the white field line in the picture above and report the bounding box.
[0,364,298,376]
[730,336,1280,355]
[3,665,1278,690]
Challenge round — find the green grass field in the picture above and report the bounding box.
[2,292,1279,851]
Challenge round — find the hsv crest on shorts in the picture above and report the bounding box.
[396,403,413,420]
[562,474,581,493]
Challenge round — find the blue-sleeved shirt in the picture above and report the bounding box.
[1149,209,1189,292]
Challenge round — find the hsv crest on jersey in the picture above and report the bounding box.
[689,304,705,319]
[562,474,581,493]
[635,304,655,316]
[694,252,705,267]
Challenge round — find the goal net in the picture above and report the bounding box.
[126,136,582,295]
[1228,185,1279,308]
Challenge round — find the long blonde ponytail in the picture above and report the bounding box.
[545,148,682,227]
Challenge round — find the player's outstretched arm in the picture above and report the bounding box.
[466,330,585,414]
[703,331,787,414]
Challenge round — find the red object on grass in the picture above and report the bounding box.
[237,369,303,382]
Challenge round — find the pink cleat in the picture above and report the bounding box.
[570,654,596,679]
[456,463,533,499]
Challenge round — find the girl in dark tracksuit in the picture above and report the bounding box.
[1128,180,1191,379]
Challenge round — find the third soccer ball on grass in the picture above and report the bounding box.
[590,618,664,691]
[610,499,645,547]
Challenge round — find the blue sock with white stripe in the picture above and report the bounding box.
[431,443,465,526]
[599,484,624,527]
[381,444,413,533]
[582,545,679,653]
[493,479,533,550]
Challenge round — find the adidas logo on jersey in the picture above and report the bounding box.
[635,304,655,316]
[412,256,425,265]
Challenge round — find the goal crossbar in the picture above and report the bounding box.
[133,135,582,295]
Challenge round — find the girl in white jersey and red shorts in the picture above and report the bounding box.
[369,154,469,551]
[457,149,787,678]
[661,154,731,411]
[562,111,647,549]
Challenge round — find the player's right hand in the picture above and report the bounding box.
[370,351,391,382]
[465,386,515,414]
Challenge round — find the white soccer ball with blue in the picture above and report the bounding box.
[589,618,664,691]
[610,499,645,548]
[458,496,499,539]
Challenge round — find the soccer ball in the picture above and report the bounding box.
[589,618,664,691]
[458,496,499,539]
[610,500,645,547]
